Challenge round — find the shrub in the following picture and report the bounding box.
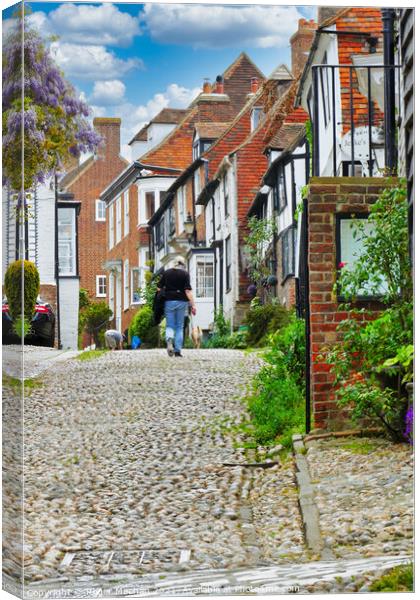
[83,301,112,348]
[129,305,159,347]
[4,260,40,321]
[245,302,290,347]
[244,317,306,448]
[12,316,32,339]
[324,182,412,441]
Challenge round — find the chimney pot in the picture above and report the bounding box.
[215,75,224,94]
[250,77,259,93]
[203,78,212,94]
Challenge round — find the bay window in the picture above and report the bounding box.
[58,208,76,276]
[196,256,214,298]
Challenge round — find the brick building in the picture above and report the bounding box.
[59,118,129,303]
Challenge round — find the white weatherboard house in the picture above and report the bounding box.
[2,178,81,350]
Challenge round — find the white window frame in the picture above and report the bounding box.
[116,196,122,244]
[109,203,114,249]
[58,207,77,276]
[131,267,142,304]
[251,107,263,131]
[96,275,107,297]
[123,259,130,310]
[177,186,186,229]
[195,255,214,299]
[124,190,129,237]
[108,272,115,317]
[95,199,106,222]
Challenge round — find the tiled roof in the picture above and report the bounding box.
[268,122,306,151]
[128,109,188,145]
[59,156,95,190]
[137,53,265,170]
[194,122,230,139]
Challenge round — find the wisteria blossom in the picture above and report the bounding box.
[2,12,102,191]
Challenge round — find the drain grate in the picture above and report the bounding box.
[60,548,191,575]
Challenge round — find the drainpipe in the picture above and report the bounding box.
[382,8,397,173]
[54,173,62,349]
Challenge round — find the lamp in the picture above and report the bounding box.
[184,212,195,245]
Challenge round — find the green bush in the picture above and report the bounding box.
[12,316,32,339]
[83,301,112,348]
[4,260,40,320]
[129,305,159,347]
[245,302,290,347]
[245,317,306,448]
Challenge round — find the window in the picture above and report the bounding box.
[123,259,130,310]
[169,203,176,236]
[196,255,214,298]
[320,54,331,127]
[225,235,232,292]
[145,192,155,221]
[274,166,287,212]
[337,215,385,298]
[96,275,106,297]
[109,272,115,315]
[281,226,296,280]
[116,196,122,243]
[223,174,229,216]
[251,107,263,131]
[177,186,186,227]
[109,203,114,249]
[156,218,165,250]
[193,141,200,160]
[95,199,106,221]
[194,168,202,200]
[58,208,76,276]
[131,268,142,304]
[124,191,129,237]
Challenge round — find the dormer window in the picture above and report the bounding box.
[193,139,213,159]
[251,107,263,131]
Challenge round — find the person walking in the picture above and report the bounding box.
[158,257,196,357]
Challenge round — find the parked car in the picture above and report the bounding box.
[2,297,56,347]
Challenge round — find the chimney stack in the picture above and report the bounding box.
[203,78,212,94]
[93,117,121,157]
[289,18,317,78]
[250,77,259,94]
[215,75,224,94]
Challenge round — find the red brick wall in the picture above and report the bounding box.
[308,177,395,430]
[107,185,147,334]
[67,119,128,300]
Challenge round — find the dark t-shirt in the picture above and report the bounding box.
[158,268,192,301]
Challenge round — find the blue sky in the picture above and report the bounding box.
[3,1,317,158]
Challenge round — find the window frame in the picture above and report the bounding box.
[223,174,229,217]
[280,225,296,282]
[123,259,130,310]
[95,199,106,222]
[195,255,215,299]
[225,235,232,292]
[131,267,142,305]
[251,107,263,131]
[275,164,287,214]
[156,218,165,250]
[336,212,384,301]
[115,196,122,244]
[96,274,107,298]
[109,203,114,249]
[57,207,77,276]
[124,190,129,237]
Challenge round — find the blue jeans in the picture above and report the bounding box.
[164,300,188,352]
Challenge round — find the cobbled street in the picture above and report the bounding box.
[21,349,306,585]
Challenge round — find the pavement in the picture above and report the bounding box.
[2,348,414,596]
[2,344,80,379]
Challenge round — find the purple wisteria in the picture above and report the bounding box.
[404,405,413,444]
[2,15,102,191]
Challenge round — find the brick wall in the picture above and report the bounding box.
[308,177,394,430]
[66,119,128,300]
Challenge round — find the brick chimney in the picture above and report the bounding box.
[250,77,260,94]
[203,78,212,94]
[93,117,121,157]
[290,18,317,78]
[215,75,224,94]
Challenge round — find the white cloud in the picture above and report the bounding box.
[142,4,304,48]
[50,42,142,80]
[90,82,201,158]
[44,3,141,47]
[91,80,126,105]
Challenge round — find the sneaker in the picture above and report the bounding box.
[174,351,183,357]
[166,338,174,357]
